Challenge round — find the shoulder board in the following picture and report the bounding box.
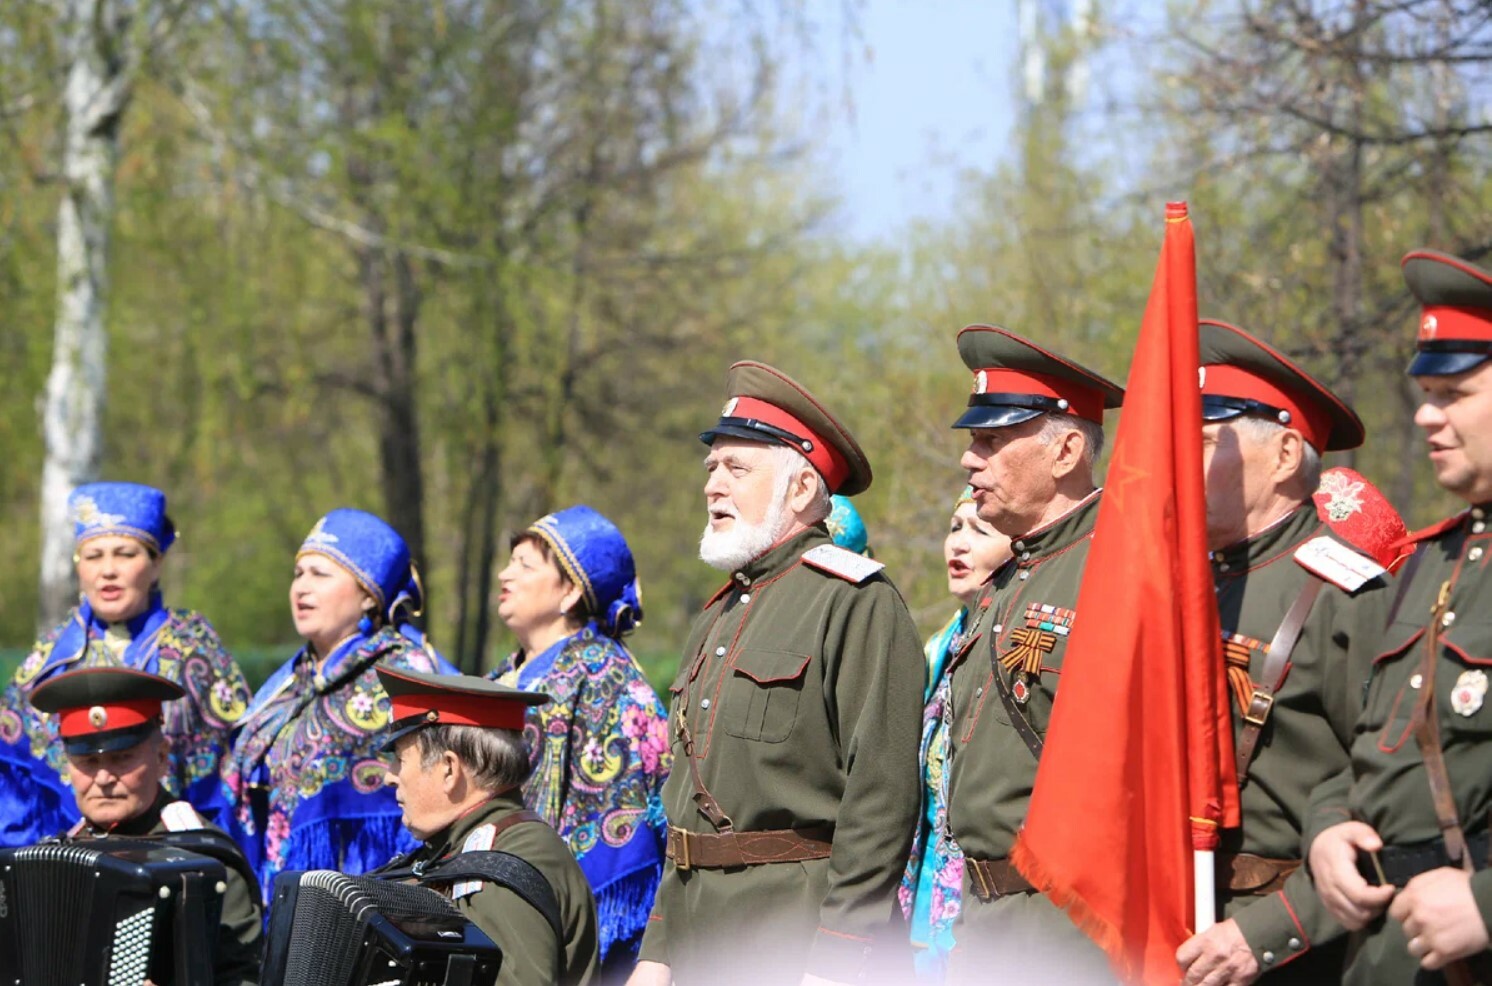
[1294,536,1387,593]
[801,544,885,584]
[161,801,205,832]
[453,822,498,899]
[66,817,89,838]
[1402,512,1468,547]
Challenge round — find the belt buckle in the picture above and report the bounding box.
[1243,689,1274,727]
[671,826,692,871]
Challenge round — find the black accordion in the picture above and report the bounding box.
[262,869,502,986]
[0,838,227,986]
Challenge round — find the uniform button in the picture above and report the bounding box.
[1474,522,1487,535]
[735,572,750,585]
[1218,562,1230,572]
[1261,951,1276,966]
[1012,540,1026,552]
[715,646,727,656]
[700,698,710,710]
[1288,937,1303,951]
[1472,547,1485,562]
[976,686,984,697]
[1474,507,1486,521]
[1020,551,1031,562]
[740,593,751,604]
[1019,570,1030,581]
[1411,673,1424,690]
[1443,611,1457,627]
[993,624,1004,633]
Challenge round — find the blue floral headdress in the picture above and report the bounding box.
[826,494,870,556]
[69,482,176,554]
[297,508,422,623]
[526,505,642,639]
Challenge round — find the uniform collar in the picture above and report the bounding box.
[1210,503,1317,574]
[730,526,828,588]
[79,786,170,838]
[1008,489,1102,566]
[427,788,527,859]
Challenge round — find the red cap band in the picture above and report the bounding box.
[1419,306,1492,345]
[390,692,528,731]
[969,368,1105,423]
[723,396,851,493]
[58,699,160,738]
[1201,363,1331,452]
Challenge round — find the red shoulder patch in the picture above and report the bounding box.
[1312,468,1412,572]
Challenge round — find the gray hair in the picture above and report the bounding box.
[1231,416,1323,492]
[1034,413,1105,469]
[416,724,532,794]
[767,443,833,524]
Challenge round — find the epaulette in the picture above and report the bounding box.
[1311,468,1412,572]
[454,822,498,899]
[161,800,205,832]
[1294,536,1387,594]
[801,543,885,584]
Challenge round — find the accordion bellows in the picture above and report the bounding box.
[264,870,503,986]
[0,840,227,986]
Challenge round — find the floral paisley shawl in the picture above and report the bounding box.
[0,608,252,846]
[222,626,455,903]
[490,622,671,963]
[899,608,968,983]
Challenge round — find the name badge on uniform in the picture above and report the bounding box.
[452,822,496,899]
[1452,669,1488,717]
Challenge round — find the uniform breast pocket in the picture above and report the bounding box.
[722,649,811,743]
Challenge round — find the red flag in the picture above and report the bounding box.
[1011,202,1240,983]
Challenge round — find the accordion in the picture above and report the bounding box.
[0,838,227,986]
[262,870,503,986]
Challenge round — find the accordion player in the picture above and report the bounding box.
[14,666,263,985]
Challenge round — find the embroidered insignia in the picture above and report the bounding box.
[1451,669,1487,717]
[70,495,125,530]
[87,706,108,729]
[1421,313,1439,340]
[1198,366,1207,388]
[1011,677,1031,705]
[801,543,885,584]
[1002,627,1057,675]
[161,801,204,832]
[302,516,340,547]
[1317,471,1366,522]
[721,397,738,417]
[975,370,988,394]
[454,822,498,899]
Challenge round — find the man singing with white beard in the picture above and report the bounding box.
[627,361,926,986]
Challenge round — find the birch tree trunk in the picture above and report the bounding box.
[37,0,133,629]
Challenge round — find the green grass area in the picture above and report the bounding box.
[0,646,684,696]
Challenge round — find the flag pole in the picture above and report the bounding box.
[1194,850,1215,933]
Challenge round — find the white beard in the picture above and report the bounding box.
[699,493,792,571]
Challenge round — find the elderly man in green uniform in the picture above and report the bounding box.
[628,361,925,986]
[1174,320,1399,985]
[942,324,1124,983]
[29,667,262,986]
[1307,250,1492,984]
[377,666,600,986]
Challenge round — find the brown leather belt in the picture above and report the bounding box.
[665,824,832,871]
[966,857,1035,901]
[1219,852,1300,895]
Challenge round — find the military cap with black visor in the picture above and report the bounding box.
[951,323,1125,430]
[1199,318,1365,451]
[29,665,182,755]
[1402,249,1492,376]
[700,359,874,496]
[378,666,550,750]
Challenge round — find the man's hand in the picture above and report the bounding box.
[1175,918,1260,986]
[1308,821,1395,930]
[1390,867,1491,970]
[626,960,673,986]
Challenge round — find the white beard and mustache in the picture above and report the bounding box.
[698,463,795,572]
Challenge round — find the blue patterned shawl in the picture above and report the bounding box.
[222,625,457,903]
[490,622,670,963]
[0,606,252,845]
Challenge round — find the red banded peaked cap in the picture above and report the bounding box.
[28,667,182,754]
[701,361,873,497]
[1401,250,1492,377]
[377,667,549,746]
[953,325,1124,429]
[1198,320,1364,452]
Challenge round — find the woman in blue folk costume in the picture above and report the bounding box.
[898,487,1010,982]
[222,508,457,902]
[0,482,252,844]
[489,505,669,972]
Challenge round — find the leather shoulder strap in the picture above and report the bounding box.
[990,637,1043,761]
[153,829,261,895]
[1234,579,1325,783]
[422,850,564,944]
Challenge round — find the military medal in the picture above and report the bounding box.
[1451,669,1488,717]
[1012,677,1031,705]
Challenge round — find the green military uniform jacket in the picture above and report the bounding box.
[1210,505,1387,979]
[67,788,262,986]
[409,792,599,986]
[1307,504,1492,984]
[638,526,925,984]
